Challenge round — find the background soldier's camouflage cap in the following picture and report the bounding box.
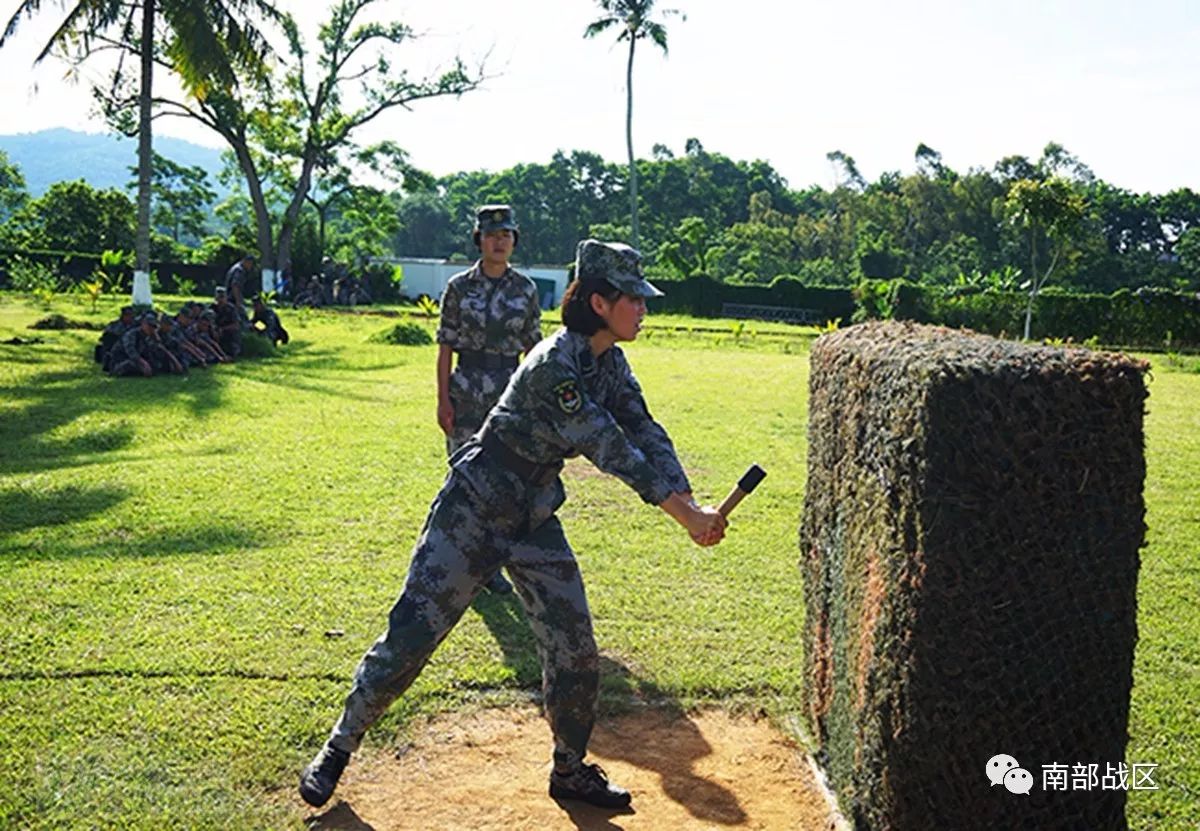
[574,239,664,298]
[140,312,159,325]
[214,287,227,297]
[474,204,518,234]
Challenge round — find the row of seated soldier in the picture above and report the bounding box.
[291,259,373,308]
[95,290,289,377]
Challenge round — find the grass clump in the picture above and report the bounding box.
[29,314,103,331]
[238,332,277,359]
[370,321,434,346]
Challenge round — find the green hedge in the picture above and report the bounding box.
[649,274,855,323]
[889,282,1200,349]
[649,274,1200,348]
[0,247,224,294]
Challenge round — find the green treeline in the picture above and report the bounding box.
[3,138,1200,300]
[421,140,1200,298]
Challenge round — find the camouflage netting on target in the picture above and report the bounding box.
[799,321,1148,830]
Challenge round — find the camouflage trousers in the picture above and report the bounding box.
[446,366,514,454]
[327,464,598,770]
[108,358,147,376]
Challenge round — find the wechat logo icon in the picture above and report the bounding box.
[987,754,1033,795]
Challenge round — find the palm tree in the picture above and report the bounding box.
[584,0,681,250]
[1,0,274,304]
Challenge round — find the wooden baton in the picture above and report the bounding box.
[716,464,767,518]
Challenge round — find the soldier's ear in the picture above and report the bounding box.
[589,291,612,320]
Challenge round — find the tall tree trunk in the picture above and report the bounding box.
[625,35,638,250]
[228,138,275,279]
[1023,226,1039,340]
[132,0,155,306]
[275,156,318,280]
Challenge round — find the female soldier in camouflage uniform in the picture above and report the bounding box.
[300,240,727,812]
[436,204,542,593]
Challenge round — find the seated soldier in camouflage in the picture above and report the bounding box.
[96,305,135,368]
[107,312,161,377]
[332,272,351,305]
[194,311,231,363]
[292,274,325,308]
[250,295,289,345]
[212,288,242,358]
[165,309,211,368]
[300,240,728,812]
[146,315,184,375]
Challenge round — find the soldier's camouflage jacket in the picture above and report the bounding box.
[437,263,542,450]
[458,327,691,531]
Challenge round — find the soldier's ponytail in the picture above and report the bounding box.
[561,277,622,335]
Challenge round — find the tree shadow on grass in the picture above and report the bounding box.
[233,341,415,402]
[0,348,55,365]
[0,482,130,535]
[0,354,230,477]
[254,342,360,375]
[234,371,391,404]
[2,522,266,561]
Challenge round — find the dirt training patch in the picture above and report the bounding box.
[302,706,841,830]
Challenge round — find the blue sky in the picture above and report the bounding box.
[2,0,1198,194]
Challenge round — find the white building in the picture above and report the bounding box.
[380,257,569,309]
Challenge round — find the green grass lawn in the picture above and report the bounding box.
[1,293,1196,829]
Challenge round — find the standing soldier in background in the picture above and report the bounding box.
[224,254,255,311]
[436,205,543,594]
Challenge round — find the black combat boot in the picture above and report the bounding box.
[549,762,632,809]
[298,743,351,807]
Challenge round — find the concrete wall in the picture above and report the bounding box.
[381,257,569,309]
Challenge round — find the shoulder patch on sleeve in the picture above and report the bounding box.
[554,379,583,414]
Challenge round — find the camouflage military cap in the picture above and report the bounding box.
[120,305,135,316]
[140,311,159,325]
[574,239,663,298]
[475,204,518,234]
[201,309,217,321]
[214,287,227,298]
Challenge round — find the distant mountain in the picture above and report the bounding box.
[0,128,226,197]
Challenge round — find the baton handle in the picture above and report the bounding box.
[716,464,766,518]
